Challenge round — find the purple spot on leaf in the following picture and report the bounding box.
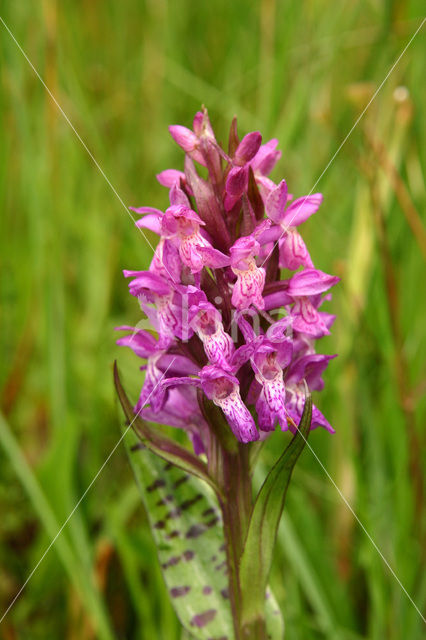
[206,516,219,528]
[162,555,181,569]
[170,585,191,598]
[130,442,146,451]
[166,530,180,539]
[190,609,217,628]
[173,475,189,489]
[147,479,166,493]
[166,508,182,520]
[186,524,206,539]
[180,494,203,510]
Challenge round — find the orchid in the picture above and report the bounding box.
[115,109,338,640]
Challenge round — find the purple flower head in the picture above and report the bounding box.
[117,109,338,450]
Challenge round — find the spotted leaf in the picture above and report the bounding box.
[124,426,234,639]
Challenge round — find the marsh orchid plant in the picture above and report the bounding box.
[115,109,338,640]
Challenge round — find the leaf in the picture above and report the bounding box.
[0,412,115,640]
[239,388,312,631]
[114,362,219,496]
[124,426,235,640]
[115,363,286,639]
[265,587,285,640]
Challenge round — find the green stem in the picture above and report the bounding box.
[219,444,268,640]
[201,399,268,639]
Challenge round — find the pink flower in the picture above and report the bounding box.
[117,109,338,446]
[265,180,323,269]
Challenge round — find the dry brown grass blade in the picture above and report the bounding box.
[365,127,426,259]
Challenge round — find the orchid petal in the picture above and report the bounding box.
[282,193,323,227]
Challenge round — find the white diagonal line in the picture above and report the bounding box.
[0,14,177,280]
[296,425,426,624]
[2,6,425,629]
[0,358,176,624]
[260,16,426,268]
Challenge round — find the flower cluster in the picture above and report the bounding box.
[117,110,338,449]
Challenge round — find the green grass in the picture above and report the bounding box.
[1,1,425,638]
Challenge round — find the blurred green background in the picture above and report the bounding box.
[1,1,425,638]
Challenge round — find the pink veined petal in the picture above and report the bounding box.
[278,230,314,270]
[252,218,271,239]
[135,213,162,235]
[265,179,288,223]
[197,246,231,269]
[263,290,293,310]
[156,169,186,188]
[285,389,335,433]
[251,138,281,175]
[202,329,234,368]
[231,265,266,310]
[200,366,259,443]
[257,224,283,246]
[291,298,331,337]
[130,206,163,216]
[169,125,206,166]
[287,353,337,391]
[169,125,198,152]
[226,165,249,197]
[219,389,260,442]
[281,193,323,227]
[311,404,335,433]
[116,334,158,359]
[150,238,181,282]
[320,312,336,330]
[161,376,201,390]
[135,354,166,414]
[234,131,262,165]
[256,175,278,200]
[192,111,204,135]
[256,378,287,432]
[156,354,199,376]
[169,183,191,207]
[287,269,340,297]
[230,339,262,370]
[123,270,171,296]
[265,316,293,342]
[166,204,205,225]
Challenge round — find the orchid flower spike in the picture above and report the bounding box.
[118,109,338,449]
